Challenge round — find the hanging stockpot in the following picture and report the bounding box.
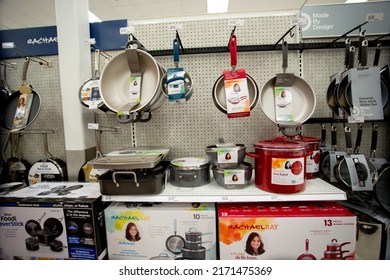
[0,58,41,132]
[28,132,68,185]
[79,49,112,113]
[99,39,166,124]
[212,34,259,117]
[260,41,316,136]
[247,136,307,194]
[161,37,193,102]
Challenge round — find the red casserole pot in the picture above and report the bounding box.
[247,136,307,194]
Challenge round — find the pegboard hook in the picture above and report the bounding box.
[175,30,185,54]
[274,25,296,49]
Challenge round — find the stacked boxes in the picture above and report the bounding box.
[217,201,356,260]
[0,182,108,260]
[104,202,217,260]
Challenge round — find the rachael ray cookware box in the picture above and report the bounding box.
[0,182,108,260]
[104,202,217,260]
[217,201,356,260]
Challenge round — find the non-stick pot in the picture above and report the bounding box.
[212,162,253,189]
[247,136,307,194]
[169,157,210,188]
[205,144,246,168]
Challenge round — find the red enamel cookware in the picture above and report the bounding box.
[247,136,307,194]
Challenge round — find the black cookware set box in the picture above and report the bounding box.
[0,182,108,260]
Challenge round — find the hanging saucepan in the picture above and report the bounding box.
[99,40,166,124]
[260,41,316,137]
[0,58,41,132]
[165,219,185,255]
[6,133,31,184]
[373,163,390,213]
[212,34,259,116]
[326,38,351,117]
[297,239,316,260]
[28,132,68,185]
[161,38,193,102]
[25,212,46,237]
[79,49,111,113]
[335,46,355,117]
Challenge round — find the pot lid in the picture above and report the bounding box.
[254,136,306,150]
[170,157,209,168]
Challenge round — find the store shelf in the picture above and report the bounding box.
[102,178,346,203]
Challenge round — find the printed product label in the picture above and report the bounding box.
[271,157,305,185]
[166,68,186,103]
[224,169,245,185]
[306,150,320,173]
[274,86,294,122]
[129,74,141,109]
[80,80,103,108]
[28,162,62,185]
[223,68,250,118]
[217,147,238,164]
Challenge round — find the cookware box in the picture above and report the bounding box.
[0,182,108,260]
[104,202,217,260]
[217,201,356,260]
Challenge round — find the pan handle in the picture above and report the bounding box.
[173,38,180,67]
[354,124,363,154]
[373,44,381,67]
[370,124,378,158]
[229,35,237,70]
[246,152,259,159]
[344,38,351,69]
[112,171,139,188]
[282,41,288,72]
[21,58,30,85]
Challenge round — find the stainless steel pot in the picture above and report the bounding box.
[212,161,253,189]
[205,144,246,168]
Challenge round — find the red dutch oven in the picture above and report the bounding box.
[247,136,307,194]
[288,135,321,180]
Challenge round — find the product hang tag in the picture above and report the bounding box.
[12,92,34,129]
[274,86,294,122]
[217,147,239,164]
[224,169,245,185]
[166,68,186,103]
[129,73,141,109]
[223,68,250,118]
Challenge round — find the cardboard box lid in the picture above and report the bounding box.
[217,201,355,218]
[107,202,215,212]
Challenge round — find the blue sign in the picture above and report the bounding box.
[0,19,128,59]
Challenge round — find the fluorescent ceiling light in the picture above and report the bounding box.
[207,0,229,14]
[89,11,102,23]
[345,0,368,3]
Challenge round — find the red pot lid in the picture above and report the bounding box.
[254,136,306,150]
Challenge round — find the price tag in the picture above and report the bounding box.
[168,24,183,31]
[366,13,383,21]
[84,38,96,45]
[88,123,99,130]
[348,116,365,123]
[120,26,135,35]
[291,17,307,26]
[228,19,245,26]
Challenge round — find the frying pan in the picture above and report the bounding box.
[161,38,193,102]
[326,38,351,117]
[368,124,388,170]
[43,217,64,238]
[99,40,166,124]
[212,34,259,116]
[297,239,316,260]
[260,41,315,136]
[25,212,46,237]
[28,132,68,185]
[165,219,185,255]
[374,164,390,213]
[0,58,41,132]
[321,125,343,182]
[79,49,111,113]
[6,133,31,184]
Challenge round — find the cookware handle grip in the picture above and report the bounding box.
[271,136,287,144]
[331,126,337,148]
[345,126,352,153]
[344,38,351,68]
[246,152,259,159]
[358,31,365,63]
[22,58,30,85]
[117,112,140,124]
[139,111,152,122]
[354,124,363,154]
[125,40,141,49]
[173,38,180,66]
[229,35,237,68]
[282,41,288,71]
[278,122,302,137]
[188,227,198,232]
[348,46,355,69]
[321,125,326,147]
[370,125,378,156]
[112,171,139,188]
[360,40,368,67]
[373,44,381,67]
